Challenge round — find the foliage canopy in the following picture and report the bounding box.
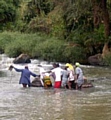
[0,0,111,65]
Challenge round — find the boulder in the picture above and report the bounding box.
[13,53,31,64]
[31,77,43,87]
[88,53,103,65]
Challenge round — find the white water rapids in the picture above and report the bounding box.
[0,54,111,120]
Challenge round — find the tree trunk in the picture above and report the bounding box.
[101,0,110,38]
[102,42,110,58]
[92,0,110,56]
[101,0,110,57]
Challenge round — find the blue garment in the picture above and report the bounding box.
[14,67,37,86]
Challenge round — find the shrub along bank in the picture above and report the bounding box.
[0,31,86,64]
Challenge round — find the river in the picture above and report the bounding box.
[0,54,111,120]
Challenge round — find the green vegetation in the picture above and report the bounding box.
[0,0,111,65]
[0,31,85,64]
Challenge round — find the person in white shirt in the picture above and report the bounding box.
[50,63,63,88]
[67,68,75,89]
[37,65,46,86]
[65,64,76,89]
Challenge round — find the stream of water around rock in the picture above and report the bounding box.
[0,54,111,120]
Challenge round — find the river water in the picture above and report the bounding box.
[0,54,111,120]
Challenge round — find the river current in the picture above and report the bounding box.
[0,54,111,120]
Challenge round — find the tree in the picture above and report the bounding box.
[0,0,18,30]
[91,0,111,57]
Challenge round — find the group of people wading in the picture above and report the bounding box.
[48,62,84,90]
[9,62,85,90]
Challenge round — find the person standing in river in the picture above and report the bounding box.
[61,66,69,89]
[50,63,63,88]
[75,62,84,90]
[9,65,38,88]
[65,63,75,89]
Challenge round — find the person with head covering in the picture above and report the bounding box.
[75,62,84,90]
[9,65,38,88]
[65,63,75,89]
[37,65,52,88]
[65,63,74,71]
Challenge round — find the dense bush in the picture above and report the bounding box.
[3,32,46,57]
[0,31,14,53]
[32,39,65,62]
[63,46,86,63]
[0,32,87,64]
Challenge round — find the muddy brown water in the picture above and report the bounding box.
[0,54,111,120]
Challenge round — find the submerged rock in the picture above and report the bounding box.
[82,82,93,88]
[31,77,43,87]
[31,77,93,88]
